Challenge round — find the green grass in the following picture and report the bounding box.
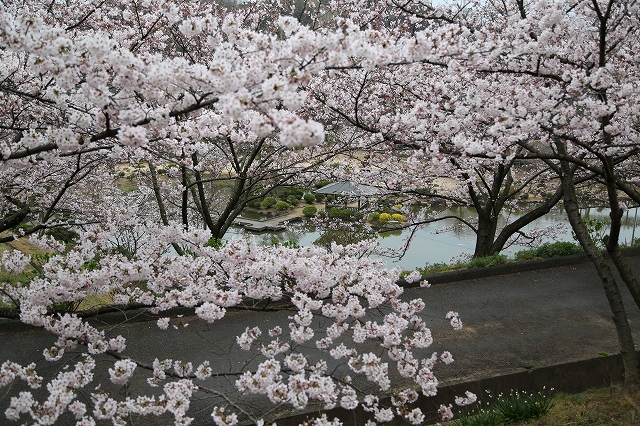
[517,386,640,425]
[446,386,640,426]
[451,389,554,426]
[419,253,509,275]
[417,242,584,275]
[1,238,114,312]
[514,242,583,261]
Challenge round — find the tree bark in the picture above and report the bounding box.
[600,156,640,311]
[473,213,498,258]
[148,161,184,256]
[559,152,639,387]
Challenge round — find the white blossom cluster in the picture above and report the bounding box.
[5,0,635,423]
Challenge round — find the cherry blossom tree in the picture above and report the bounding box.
[0,0,478,424]
[418,0,640,385]
[300,16,577,258]
[304,0,640,386]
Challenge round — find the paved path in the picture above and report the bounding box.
[1,254,640,425]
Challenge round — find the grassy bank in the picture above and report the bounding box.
[519,386,639,425]
[443,386,639,426]
[417,241,585,275]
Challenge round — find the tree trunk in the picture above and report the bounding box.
[181,161,189,231]
[601,157,640,311]
[488,184,564,255]
[473,212,498,258]
[559,154,640,387]
[148,161,184,256]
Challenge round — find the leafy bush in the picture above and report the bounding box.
[282,241,300,249]
[354,211,364,221]
[328,207,354,220]
[514,242,583,260]
[274,201,291,211]
[315,180,332,189]
[340,209,354,220]
[391,213,404,222]
[328,207,342,218]
[533,241,582,258]
[247,200,262,209]
[379,213,391,223]
[572,218,608,249]
[261,197,277,209]
[318,211,326,218]
[315,193,325,202]
[302,206,317,217]
[467,254,508,268]
[290,188,304,198]
[205,237,223,249]
[418,261,467,274]
[303,193,316,204]
[368,212,381,222]
[287,195,300,206]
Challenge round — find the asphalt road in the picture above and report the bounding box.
[1,254,639,425]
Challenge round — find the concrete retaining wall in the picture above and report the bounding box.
[277,352,630,425]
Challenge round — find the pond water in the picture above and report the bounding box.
[228,206,640,271]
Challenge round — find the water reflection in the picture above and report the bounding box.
[228,206,640,271]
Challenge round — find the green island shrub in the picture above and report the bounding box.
[302,206,317,217]
[291,188,304,198]
[354,211,364,221]
[368,212,381,222]
[328,207,342,218]
[247,200,262,209]
[287,195,300,206]
[379,213,391,223]
[261,196,277,209]
[303,193,316,204]
[328,207,355,220]
[339,209,354,220]
[391,213,404,222]
[315,193,325,202]
[274,201,291,211]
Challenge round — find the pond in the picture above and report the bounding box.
[228,205,640,271]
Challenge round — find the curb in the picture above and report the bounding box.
[399,246,640,286]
